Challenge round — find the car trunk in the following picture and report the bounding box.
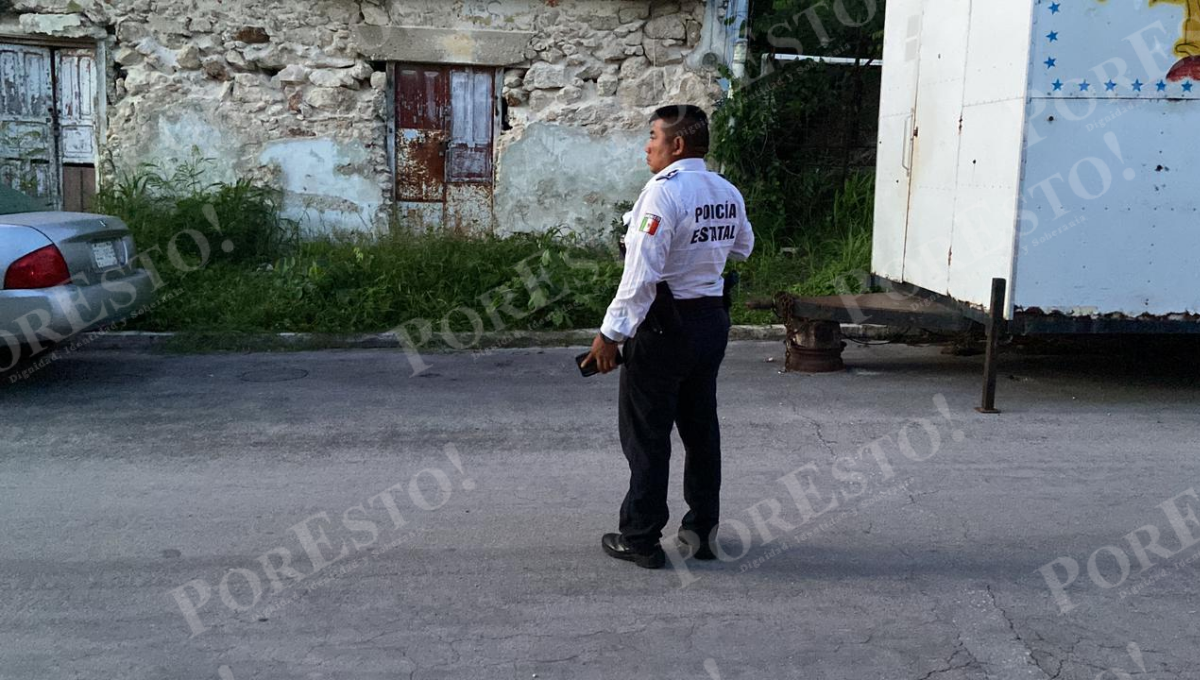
[2,212,136,282]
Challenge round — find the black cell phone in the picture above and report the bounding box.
[575,349,623,378]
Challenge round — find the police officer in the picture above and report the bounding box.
[581,104,755,569]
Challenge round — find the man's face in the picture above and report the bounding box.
[645,119,683,174]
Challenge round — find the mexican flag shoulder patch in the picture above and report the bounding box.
[639,214,662,236]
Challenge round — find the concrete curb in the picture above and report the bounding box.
[74,324,911,353]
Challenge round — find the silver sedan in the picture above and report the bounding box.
[1,185,157,370]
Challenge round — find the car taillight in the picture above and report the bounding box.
[4,245,71,290]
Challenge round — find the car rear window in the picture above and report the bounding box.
[0,185,51,216]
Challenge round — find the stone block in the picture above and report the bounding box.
[115,47,143,67]
[576,62,603,81]
[619,6,651,22]
[176,44,202,70]
[528,89,555,112]
[356,26,535,66]
[225,50,248,70]
[123,68,169,96]
[305,49,357,69]
[202,56,231,81]
[361,2,390,26]
[350,62,374,81]
[504,86,528,106]
[309,68,358,89]
[644,14,686,41]
[619,56,649,79]
[235,27,271,44]
[597,41,626,62]
[304,86,354,110]
[597,73,618,97]
[615,21,645,37]
[583,15,620,31]
[18,13,97,39]
[148,16,187,37]
[645,40,684,65]
[278,64,309,85]
[536,9,561,30]
[117,21,149,43]
[524,62,567,89]
[247,44,290,70]
[618,69,665,107]
[561,85,583,104]
[371,72,388,90]
[504,72,525,88]
[651,1,682,17]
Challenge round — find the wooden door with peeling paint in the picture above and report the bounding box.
[0,43,58,204]
[445,67,495,234]
[56,48,99,212]
[394,64,495,234]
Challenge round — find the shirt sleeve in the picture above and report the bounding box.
[600,187,676,341]
[730,206,755,262]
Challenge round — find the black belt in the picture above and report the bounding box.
[674,296,725,312]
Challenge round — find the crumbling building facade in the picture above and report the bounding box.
[0,0,743,236]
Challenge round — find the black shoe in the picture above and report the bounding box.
[677,529,717,560]
[602,533,666,569]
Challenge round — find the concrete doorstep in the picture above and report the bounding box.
[74,324,906,354]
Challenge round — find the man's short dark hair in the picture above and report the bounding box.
[650,104,709,156]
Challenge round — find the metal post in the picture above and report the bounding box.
[976,278,1007,414]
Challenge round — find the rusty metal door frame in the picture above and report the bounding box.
[390,62,499,234]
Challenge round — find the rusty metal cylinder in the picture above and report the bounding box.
[785,320,846,373]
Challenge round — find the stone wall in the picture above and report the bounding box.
[1,0,725,236]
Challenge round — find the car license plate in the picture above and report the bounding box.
[92,240,120,269]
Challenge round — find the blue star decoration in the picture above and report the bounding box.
[1045,57,1057,69]
[1079,81,1091,91]
[1132,79,1144,92]
[1047,31,1059,42]
[1156,80,1168,91]
[1052,79,1064,91]
[1105,80,1118,91]
[1185,81,1195,92]
[1050,2,1061,13]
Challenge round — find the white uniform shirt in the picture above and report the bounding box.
[600,158,755,342]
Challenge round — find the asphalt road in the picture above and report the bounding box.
[2,341,1199,680]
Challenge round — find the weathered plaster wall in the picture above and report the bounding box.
[494,122,647,236]
[2,0,724,237]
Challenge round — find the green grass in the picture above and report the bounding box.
[129,232,622,333]
[100,166,873,335]
[785,172,874,297]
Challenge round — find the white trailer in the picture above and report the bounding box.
[874,0,1200,328]
[777,0,1200,408]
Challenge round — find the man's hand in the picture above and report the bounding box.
[581,333,620,374]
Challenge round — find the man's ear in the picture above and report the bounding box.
[671,135,687,158]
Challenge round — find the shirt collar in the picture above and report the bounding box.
[652,157,707,180]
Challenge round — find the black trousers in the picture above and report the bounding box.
[617,304,731,552]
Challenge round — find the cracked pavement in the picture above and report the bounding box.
[1,341,1198,679]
